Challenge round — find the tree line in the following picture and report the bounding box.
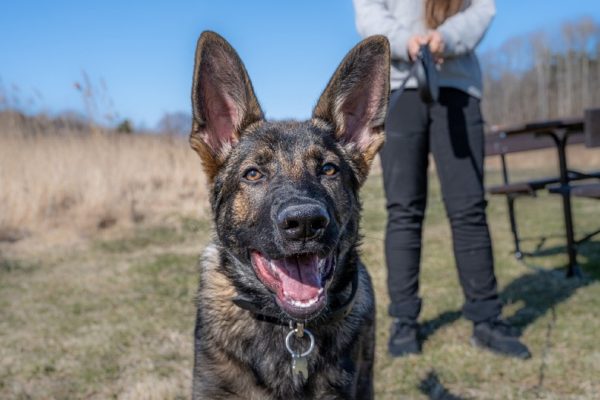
[480,17,600,128]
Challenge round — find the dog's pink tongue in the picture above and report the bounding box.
[274,255,322,302]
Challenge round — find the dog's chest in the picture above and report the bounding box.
[195,310,358,399]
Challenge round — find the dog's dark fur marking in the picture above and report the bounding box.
[190,31,390,400]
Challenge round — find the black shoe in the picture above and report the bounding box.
[471,318,531,359]
[388,319,421,357]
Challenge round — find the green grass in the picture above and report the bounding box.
[363,169,600,399]
[1,170,599,399]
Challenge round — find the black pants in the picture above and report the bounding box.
[381,88,501,324]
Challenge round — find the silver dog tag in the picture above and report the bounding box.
[292,354,308,380]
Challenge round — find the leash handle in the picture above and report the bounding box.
[389,45,438,107]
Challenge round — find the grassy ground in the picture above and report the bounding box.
[1,163,599,399]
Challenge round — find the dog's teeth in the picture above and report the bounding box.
[283,290,324,308]
[289,297,319,308]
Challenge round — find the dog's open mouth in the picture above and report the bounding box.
[250,251,335,319]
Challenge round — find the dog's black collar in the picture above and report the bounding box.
[232,270,359,327]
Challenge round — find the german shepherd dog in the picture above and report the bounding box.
[189,31,390,399]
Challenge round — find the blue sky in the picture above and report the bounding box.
[1,0,599,128]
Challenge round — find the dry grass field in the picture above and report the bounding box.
[0,131,208,253]
[1,128,599,399]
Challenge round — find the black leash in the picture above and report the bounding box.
[390,44,439,107]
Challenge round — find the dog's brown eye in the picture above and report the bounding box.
[320,163,338,176]
[244,168,263,181]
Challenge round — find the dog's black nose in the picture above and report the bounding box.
[277,204,330,241]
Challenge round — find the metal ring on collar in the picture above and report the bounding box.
[285,328,315,357]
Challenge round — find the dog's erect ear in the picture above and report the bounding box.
[190,31,264,180]
[313,36,390,182]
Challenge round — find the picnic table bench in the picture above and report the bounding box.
[485,108,600,277]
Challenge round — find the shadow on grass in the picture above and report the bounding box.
[520,231,600,261]
[415,241,599,395]
[421,240,599,339]
[501,266,596,331]
[418,370,469,400]
[518,234,568,258]
[501,241,599,392]
[420,311,462,342]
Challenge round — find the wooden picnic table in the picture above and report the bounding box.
[485,108,600,277]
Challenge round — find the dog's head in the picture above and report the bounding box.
[190,31,389,321]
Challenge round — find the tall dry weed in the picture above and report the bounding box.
[0,132,208,239]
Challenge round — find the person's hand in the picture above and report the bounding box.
[407,34,427,61]
[426,30,445,63]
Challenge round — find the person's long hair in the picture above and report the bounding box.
[424,0,464,29]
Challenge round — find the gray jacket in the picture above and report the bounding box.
[353,0,495,98]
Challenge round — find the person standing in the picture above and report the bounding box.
[353,0,531,359]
